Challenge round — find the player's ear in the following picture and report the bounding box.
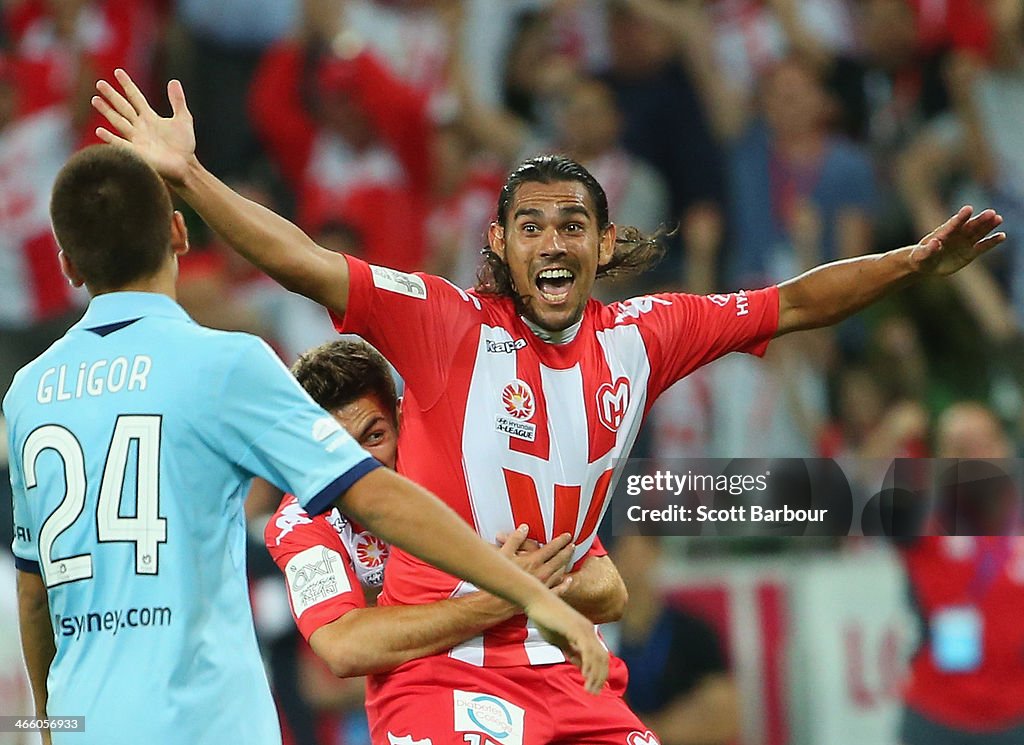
[488,222,506,259]
[170,210,190,256]
[395,396,403,427]
[58,250,86,288]
[597,223,616,268]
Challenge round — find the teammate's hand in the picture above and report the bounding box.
[522,592,608,695]
[497,526,575,590]
[909,205,1005,276]
[92,69,196,187]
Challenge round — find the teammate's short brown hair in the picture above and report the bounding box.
[291,339,398,418]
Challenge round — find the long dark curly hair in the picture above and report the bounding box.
[476,155,669,299]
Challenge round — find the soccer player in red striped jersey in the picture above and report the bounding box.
[264,338,625,679]
[94,69,1005,745]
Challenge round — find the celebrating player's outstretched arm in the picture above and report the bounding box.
[775,205,1005,335]
[92,70,353,316]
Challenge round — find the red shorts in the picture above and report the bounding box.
[366,655,659,745]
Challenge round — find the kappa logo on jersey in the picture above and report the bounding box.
[626,730,661,745]
[354,531,387,569]
[614,296,672,323]
[486,338,527,354]
[325,507,347,535]
[274,501,314,546]
[285,545,350,616]
[371,265,427,299]
[387,734,432,745]
[597,377,631,431]
[453,690,525,745]
[501,380,535,420]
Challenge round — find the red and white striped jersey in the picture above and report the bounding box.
[335,256,779,666]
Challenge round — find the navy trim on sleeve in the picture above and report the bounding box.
[303,456,383,516]
[14,556,41,574]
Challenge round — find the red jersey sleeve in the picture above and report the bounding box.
[265,496,366,641]
[624,288,779,399]
[333,255,482,406]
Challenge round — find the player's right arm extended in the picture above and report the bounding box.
[91,70,351,316]
[309,528,574,677]
[337,468,609,693]
[17,570,54,726]
[179,158,350,314]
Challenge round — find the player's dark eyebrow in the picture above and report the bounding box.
[514,205,591,220]
[356,414,387,442]
[514,207,544,220]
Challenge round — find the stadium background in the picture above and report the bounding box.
[1,0,1022,743]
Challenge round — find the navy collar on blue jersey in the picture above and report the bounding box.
[74,291,192,331]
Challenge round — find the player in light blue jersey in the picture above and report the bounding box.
[5,144,608,745]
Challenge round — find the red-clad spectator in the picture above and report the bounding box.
[249,6,432,272]
[818,367,930,460]
[424,122,504,287]
[4,0,160,141]
[0,54,84,395]
[908,0,993,57]
[897,402,1024,744]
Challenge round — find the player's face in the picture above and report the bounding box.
[332,395,399,470]
[490,180,615,332]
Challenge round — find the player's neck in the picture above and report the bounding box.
[520,315,583,345]
[93,268,178,301]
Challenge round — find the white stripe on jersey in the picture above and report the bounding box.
[447,581,486,665]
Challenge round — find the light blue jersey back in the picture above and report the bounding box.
[4,292,379,744]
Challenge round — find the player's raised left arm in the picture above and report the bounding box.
[775,206,1005,336]
[92,71,352,316]
[17,570,54,734]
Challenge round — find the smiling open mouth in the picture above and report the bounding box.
[535,268,575,304]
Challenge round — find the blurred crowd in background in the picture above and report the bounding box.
[1,0,1024,744]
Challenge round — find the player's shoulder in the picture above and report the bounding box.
[188,328,286,378]
[1,335,75,419]
[184,325,273,355]
[596,293,683,328]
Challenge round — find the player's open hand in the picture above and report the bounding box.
[92,70,196,187]
[497,526,575,591]
[523,591,608,694]
[909,205,1006,276]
